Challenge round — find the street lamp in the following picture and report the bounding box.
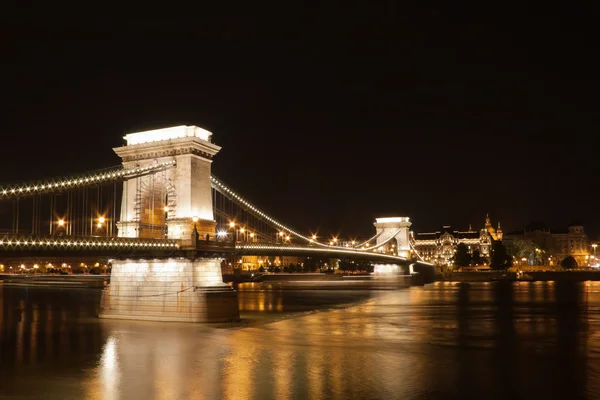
[97,216,106,236]
[229,222,237,242]
[217,230,227,241]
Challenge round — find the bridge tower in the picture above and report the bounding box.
[374,217,412,258]
[100,125,239,323]
[113,125,220,244]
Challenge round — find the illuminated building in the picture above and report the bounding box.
[503,221,590,266]
[225,255,305,271]
[411,214,501,268]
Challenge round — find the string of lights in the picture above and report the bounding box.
[409,242,425,261]
[0,234,179,250]
[210,175,402,253]
[352,230,385,248]
[0,161,176,199]
[235,244,407,261]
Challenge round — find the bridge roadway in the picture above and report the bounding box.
[0,234,411,264]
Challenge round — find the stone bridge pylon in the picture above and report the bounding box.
[100,125,239,323]
[113,125,221,244]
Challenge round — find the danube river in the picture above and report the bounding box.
[1,281,600,399]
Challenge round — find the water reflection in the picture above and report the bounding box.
[1,282,600,399]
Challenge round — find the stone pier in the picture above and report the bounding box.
[98,258,239,323]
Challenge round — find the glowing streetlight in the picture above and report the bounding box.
[240,228,245,233]
[57,219,65,227]
[97,223,102,228]
[249,232,254,238]
[229,221,235,228]
[98,216,105,224]
[312,234,317,240]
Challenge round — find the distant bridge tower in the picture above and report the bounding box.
[113,125,221,243]
[374,217,412,258]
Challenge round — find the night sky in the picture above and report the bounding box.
[1,7,599,240]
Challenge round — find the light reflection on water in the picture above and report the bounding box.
[1,281,600,399]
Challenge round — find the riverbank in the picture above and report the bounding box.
[439,270,600,282]
[0,274,109,288]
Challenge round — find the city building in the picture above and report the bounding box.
[225,255,306,271]
[411,215,501,269]
[503,221,590,266]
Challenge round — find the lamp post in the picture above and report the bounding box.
[57,219,65,236]
[192,216,199,245]
[97,216,106,236]
[229,222,237,243]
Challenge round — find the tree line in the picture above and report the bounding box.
[451,240,579,270]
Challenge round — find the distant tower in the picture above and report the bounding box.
[485,213,498,240]
[497,222,503,241]
[468,223,473,232]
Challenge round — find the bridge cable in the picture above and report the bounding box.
[211,174,404,253]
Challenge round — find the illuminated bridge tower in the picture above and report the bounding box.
[99,126,239,323]
[371,217,413,277]
[113,125,220,244]
[374,217,412,258]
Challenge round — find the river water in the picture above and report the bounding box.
[1,281,600,399]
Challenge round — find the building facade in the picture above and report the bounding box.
[503,222,590,266]
[411,215,501,268]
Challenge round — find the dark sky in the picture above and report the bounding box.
[1,6,599,239]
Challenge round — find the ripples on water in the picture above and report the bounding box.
[1,281,600,399]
